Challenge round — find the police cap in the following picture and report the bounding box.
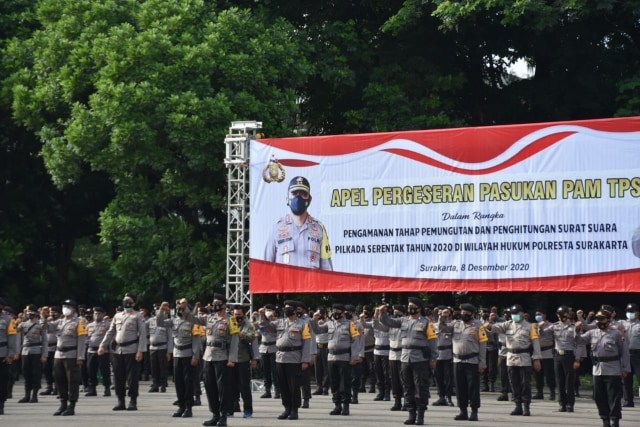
[595,310,611,319]
[288,176,310,193]
[344,304,356,313]
[556,306,569,315]
[264,304,276,310]
[62,299,77,309]
[626,303,639,312]
[296,301,307,310]
[509,304,524,314]
[283,300,299,308]
[460,303,476,313]
[332,303,346,311]
[26,304,38,312]
[93,306,106,313]
[601,304,615,313]
[407,297,423,308]
[393,304,407,313]
[213,293,226,303]
[124,292,136,303]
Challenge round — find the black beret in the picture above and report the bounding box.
[264,304,276,310]
[283,300,298,308]
[393,304,407,313]
[62,299,77,309]
[296,301,307,310]
[213,293,226,303]
[93,306,106,313]
[332,303,346,311]
[408,297,423,308]
[460,303,476,313]
[26,304,38,312]
[344,304,356,312]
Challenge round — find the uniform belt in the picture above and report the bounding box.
[390,347,402,352]
[454,352,479,360]
[437,345,453,350]
[262,341,276,346]
[89,346,100,351]
[56,346,76,352]
[278,346,302,352]
[329,348,350,355]
[23,342,42,347]
[116,338,139,347]
[364,345,375,351]
[508,347,531,354]
[174,344,192,351]
[593,355,620,362]
[0,342,7,348]
[207,342,224,348]
[540,344,554,351]
[403,345,427,350]
[629,349,640,355]
[555,349,573,356]
[375,345,390,350]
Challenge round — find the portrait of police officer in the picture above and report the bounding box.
[263,176,333,270]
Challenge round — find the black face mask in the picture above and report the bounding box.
[333,312,343,320]
[176,307,184,317]
[52,312,60,319]
[559,315,568,322]
[235,316,244,324]
[344,313,353,320]
[461,313,473,323]
[284,307,296,317]
[363,311,372,318]
[393,312,403,318]
[596,321,608,330]
[408,307,420,315]
[296,311,303,318]
[453,313,461,320]
[213,302,223,312]
[122,300,134,309]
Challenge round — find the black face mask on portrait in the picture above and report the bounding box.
[284,307,296,317]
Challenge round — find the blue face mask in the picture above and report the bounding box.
[289,196,309,215]
[511,314,521,322]
[535,315,543,322]
[627,312,637,320]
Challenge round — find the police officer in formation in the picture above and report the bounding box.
[98,292,147,411]
[387,304,407,411]
[16,304,47,403]
[147,305,172,393]
[378,297,437,426]
[258,304,280,399]
[439,303,488,421]
[532,308,556,401]
[576,309,630,427]
[621,303,640,408]
[0,297,18,415]
[230,305,259,418]
[312,307,330,396]
[85,306,111,397]
[40,305,60,397]
[432,306,454,408]
[49,299,88,416]
[259,299,312,421]
[310,303,360,416]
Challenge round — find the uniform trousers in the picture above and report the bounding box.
[112,353,140,399]
[507,365,532,404]
[594,375,622,420]
[0,361,9,402]
[401,361,430,410]
[260,351,279,392]
[53,358,81,402]
[329,360,352,404]
[149,348,168,387]
[232,361,253,413]
[554,353,575,406]
[534,357,555,392]
[454,362,480,409]
[42,350,55,390]
[203,360,231,416]
[21,353,43,391]
[86,351,111,389]
[374,354,391,395]
[389,358,404,399]
[483,348,498,384]
[360,351,375,391]
[351,362,363,394]
[174,356,196,409]
[498,356,510,393]
[314,345,330,392]
[276,362,302,411]
[435,358,453,398]
[622,351,640,404]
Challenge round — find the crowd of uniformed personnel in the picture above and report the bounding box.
[0,294,638,427]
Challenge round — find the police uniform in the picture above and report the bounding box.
[147,314,172,392]
[50,300,88,416]
[99,294,147,411]
[576,310,630,427]
[259,299,312,421]
[360,307,377,394]
[370,311,392,401]
[258,304,280,398]
[198,295,239,427]
[157,306,204,417]
[438,303,488,421]
[230,311,259,417]
[533,310,556,400]
[621,303,640,407]
[346,305,365,404]
[386,305,406,411]
[17,305,48,403]
[485,304,542,416]
[310,303,360,415]
[312,308,330,396]
[41,306,60,396]
[85,307,111,397]
[432,313,454,407]
[0,299,18,415]
[379,297,437,426]
[263,176,333,270]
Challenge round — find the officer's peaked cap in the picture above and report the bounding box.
[407,297,423,308]
[213,293,226,303]
[26,304,38,312]
[264,304,276,310]
[124,292,136,302]
[332,303,346,311]
[393,304,407,313]
[62,299,77,309]
[296,301,307,310]
[288,176,310,193]
[556,306,569,315]
[595,310,611,319]
[601,304,615,313]
[627,303,639,312]
[460,303,476,313]
[509,304,524,314]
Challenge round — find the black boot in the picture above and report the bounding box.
[85,385,97,397]
[415,409,425,425]
[40,386,53,396]
[469,409,479,421]
[217,415,228,426]
[301,398,309,408]
[104,387,111,397]
[610,418,619,427]
[341,403,350,415]
[30,389,38,403]
[510,403,523,416]
[53,400,68,416]
[549,389,556,400]
[566,403,574,413]
[62,401,76,416]
[287,409,298,420]
[148,384,159,393]
[601,418,611,427]
[432,397,447,406]
[351,391,359,404]
[481,383,489,392]
[260,388,272,398]
[277,408,291,420]
[390,397,402,411]
[330,403,342,415]
[446,396,455,406]
[127,397,137,411]
[532,390,543,399]
[113,398,126,411]
[454,408,468,420]
[0,400,4,415]
[18,388,31,403]
[374,392,384,401]
[384,391,390,401]
[404,409,416,425]
[522,403,530,416]
[489,382,495,392]
[497,393,509,401]
[182,407,193,418]
[202,414,220,426]
[559,403,567,412]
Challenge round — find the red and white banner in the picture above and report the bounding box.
[249,117,640,293]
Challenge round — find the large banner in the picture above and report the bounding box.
[249,117,640,293]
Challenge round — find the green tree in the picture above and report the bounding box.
[7,0,312,303]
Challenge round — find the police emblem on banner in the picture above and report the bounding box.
[262,155,286,183]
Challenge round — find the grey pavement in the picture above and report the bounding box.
[2,379,638,426]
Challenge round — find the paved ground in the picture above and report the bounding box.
[2,380,638,426]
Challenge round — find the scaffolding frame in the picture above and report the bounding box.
[224,121,261,311]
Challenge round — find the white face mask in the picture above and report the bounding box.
[627,312,637,320]
[62,307,72,316]
[265,310,274,318]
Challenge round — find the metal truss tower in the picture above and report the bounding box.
[224,121,261,310]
